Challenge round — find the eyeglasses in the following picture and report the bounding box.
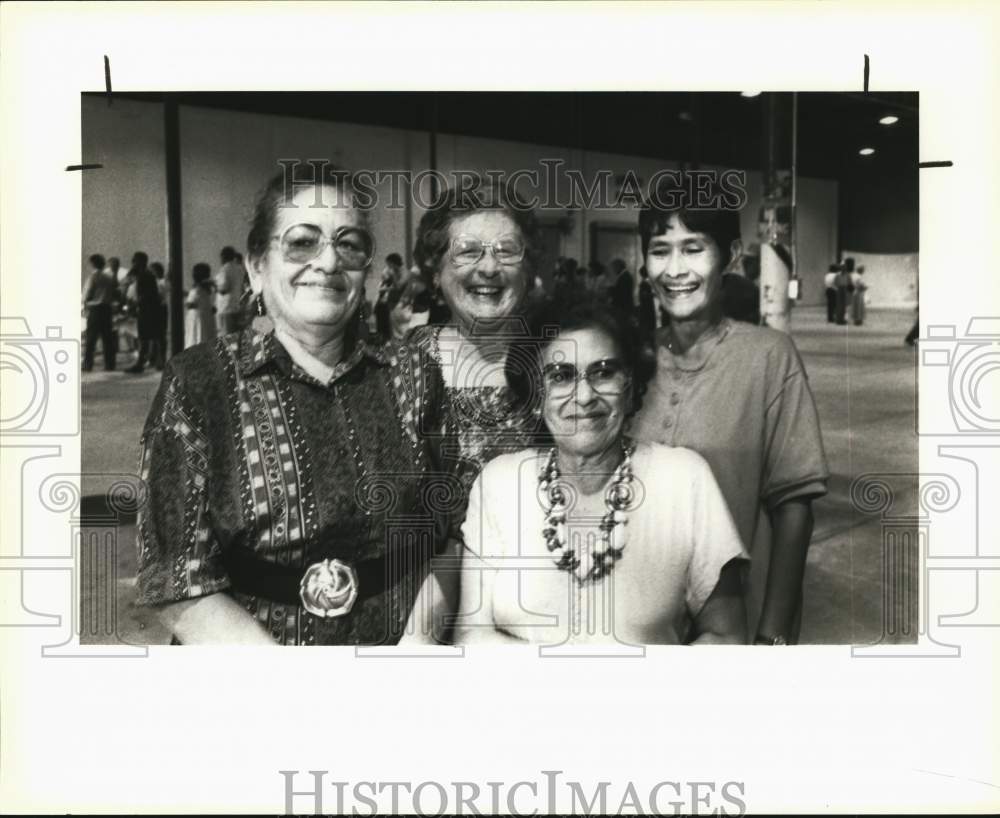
[450,234,525,267]
[272,223,375,269]
[542,359,630,398]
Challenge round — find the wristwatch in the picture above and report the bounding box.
[753,634,788,645]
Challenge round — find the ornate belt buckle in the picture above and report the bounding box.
[299,558,358,618]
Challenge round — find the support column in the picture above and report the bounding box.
[164,97,184,357]
[759,93,796,333]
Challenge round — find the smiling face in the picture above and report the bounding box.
[644,213,734,323]
[435,210,528,332]
[541,327,629,460]
[248,184,369,343]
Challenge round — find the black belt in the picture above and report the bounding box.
[220,542,433,614]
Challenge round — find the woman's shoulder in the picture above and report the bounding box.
[165,336,227,375]
[721,320,802,366]
[634,439,711,473]
[480,447,541,476]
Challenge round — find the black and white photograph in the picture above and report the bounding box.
[2,2,998,815]
[77,89,919,648]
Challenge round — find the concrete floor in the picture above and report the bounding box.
[79,306,919,645]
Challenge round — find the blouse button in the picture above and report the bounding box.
[670,393,681,406]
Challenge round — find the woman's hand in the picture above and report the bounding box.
[690,558,747,644]
[157,593,276,645]
[400,539,462,645]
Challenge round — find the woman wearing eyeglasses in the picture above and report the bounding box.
[452,300,748,645]
[408,182,541,484]
[399,182,542,642]
[135,164,437,645]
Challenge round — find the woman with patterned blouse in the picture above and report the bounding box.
[136,164,441,645]
[399,181,542,643]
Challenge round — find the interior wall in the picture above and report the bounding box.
[81,98,839,310]
[179,106,416,305]
[81,96,167,285]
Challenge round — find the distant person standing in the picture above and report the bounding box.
[82,253,117,372]
[850,265,868,326]
[374,253,406,339]
[586,260,609,301]
[151,262,168,369]
[637,265,656,342]
[833,262,851,325]
[824,264,838,323]
[214,245,245,335]
[184,262,217,348]
[609,257,635,313]
[124,252,162,374]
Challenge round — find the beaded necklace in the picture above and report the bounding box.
[538,441,635,584]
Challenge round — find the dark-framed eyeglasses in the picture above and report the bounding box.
[542,359,630,398]
[271,223,375,269]
[449,234,525,267]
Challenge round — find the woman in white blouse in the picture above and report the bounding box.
[452,300,749,645]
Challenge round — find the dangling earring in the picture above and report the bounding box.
[256,293,266,317]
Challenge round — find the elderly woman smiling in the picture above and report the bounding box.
[136,164,435,645]
[452,301,749,645]
[400,182,543,643]
[408,181,541,487]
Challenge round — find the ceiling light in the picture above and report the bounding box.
[859,147,875,156]
[678,111,693,122]
[879,115,899,125]
[740,91,761,98]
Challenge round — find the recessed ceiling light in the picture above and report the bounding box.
[678,111,693,122]
[740,91,761,98]
[859,147,875,156]
[879,115,899,125]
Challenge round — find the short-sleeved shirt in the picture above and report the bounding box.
[459,443,748,645]
[135,328,441,645]
[629,319,829,624]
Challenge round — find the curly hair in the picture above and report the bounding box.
[413,179,542,279]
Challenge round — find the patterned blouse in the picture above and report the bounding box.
[405,325,538,499]
[135,328,447,645]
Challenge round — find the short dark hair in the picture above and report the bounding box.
[414,179,541,278]
[505,297,655,447]
[89,254,106,270]
[638,173,742,259]
[192,263,211,284]
[221,246,237,263]
[246,162,372,264]
[385,252,404,268]
[132,251,148,268]
[150,262,165,278]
